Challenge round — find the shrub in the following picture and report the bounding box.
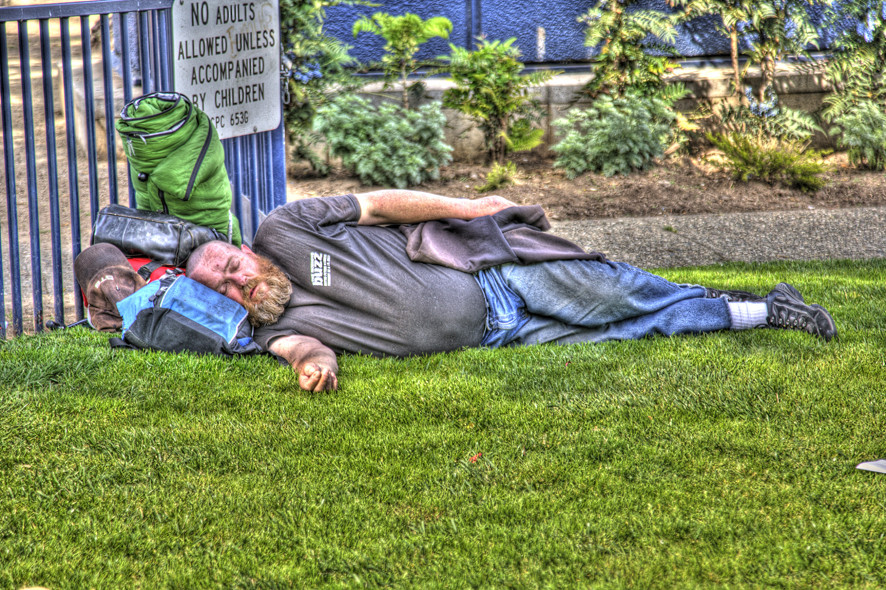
[822,1,886,123]
[672,0,824,150]
[442,38,558,164]
[713,87,820,143]
[551,93,675,178]
[707,132,828,192]
[475,161,517,192]
[279,0,365,174]
[314,95,452,188]
[832,100,886,170]
[352,12,453,109]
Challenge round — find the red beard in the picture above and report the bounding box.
[239,255,292,327]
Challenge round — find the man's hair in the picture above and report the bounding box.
[185,240,228,277]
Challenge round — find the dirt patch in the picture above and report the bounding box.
[287,151,886,220]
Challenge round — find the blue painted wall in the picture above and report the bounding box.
[324,0,840,66]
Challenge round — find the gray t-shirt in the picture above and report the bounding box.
[252,195,487,357]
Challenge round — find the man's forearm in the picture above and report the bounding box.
[355,190,515,225]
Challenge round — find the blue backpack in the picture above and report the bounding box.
[111,273,263,356]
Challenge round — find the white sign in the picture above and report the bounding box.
[172,0,281,139]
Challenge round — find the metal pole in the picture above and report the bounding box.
[18,19,45,332]
[60,17,83,320]
[40,18,65,325]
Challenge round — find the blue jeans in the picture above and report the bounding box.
[476,260,731,348]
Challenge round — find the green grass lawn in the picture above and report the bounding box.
[2,259,885,588]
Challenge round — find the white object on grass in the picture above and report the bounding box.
[856,459,886,474]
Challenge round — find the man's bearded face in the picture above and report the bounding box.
[240,255,292,327]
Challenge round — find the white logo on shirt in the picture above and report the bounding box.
[310,251,331,286]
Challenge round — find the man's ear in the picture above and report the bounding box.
[240,244,254,255]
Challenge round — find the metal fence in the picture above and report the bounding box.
[1,0,286,339]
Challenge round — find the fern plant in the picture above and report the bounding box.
[715,86,821,142]
[707,132,828,192]
[822,1,886,123]
[352,12,453,109]
[441,38,559,164]
[551,93,675,178]
[673,0,828,151]
[314,95,453,188]
[578,0,686,101]
[831,100,886,170]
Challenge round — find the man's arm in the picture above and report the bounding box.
[355,190,516,225]
[268,335,339,392]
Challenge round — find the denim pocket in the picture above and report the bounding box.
[475,268,529,348]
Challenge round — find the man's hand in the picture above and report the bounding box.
[356,190,518,225]
[268,335,340,392]
[298,362,338,392]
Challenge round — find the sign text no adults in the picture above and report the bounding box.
[172,0,281,140]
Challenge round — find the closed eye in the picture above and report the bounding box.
[225,256,240,274]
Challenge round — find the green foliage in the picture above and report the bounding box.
[475,160,517,192]
[551,93,676,178]
[822,1,886,123]
[671,0,829,157]
[503,118,546,154]
[578,0,684,100]
[671,0,756,97]
[712,89,821,143]
[673,0,830,103]
[314,94,452,188]
[279,0,369,173]
[738,0,827,101]
[442,38,559,164]
[707,132,828,192]
[352,12,453,109]
[831,100,886,170]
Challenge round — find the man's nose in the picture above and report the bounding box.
[227,272,249,287]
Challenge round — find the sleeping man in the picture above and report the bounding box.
[186,190,836,392]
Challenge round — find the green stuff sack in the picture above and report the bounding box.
[116,92,242,245]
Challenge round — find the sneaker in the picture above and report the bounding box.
[766,287,837,341]
[773,282,804,303]
[706,282,804,303]
[705,287,764,302]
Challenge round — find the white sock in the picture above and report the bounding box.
[728,302,768,330]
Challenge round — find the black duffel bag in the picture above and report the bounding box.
[91,204,225,266]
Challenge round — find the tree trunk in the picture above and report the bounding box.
[760,56,775,103]
[401,64,409,110]
[495,118,509,164]
[730,28,741,101]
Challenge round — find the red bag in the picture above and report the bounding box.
[128,257,183,282]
